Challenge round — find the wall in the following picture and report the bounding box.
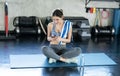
[0,0,114,31]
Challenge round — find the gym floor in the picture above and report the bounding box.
[0,34,120,76]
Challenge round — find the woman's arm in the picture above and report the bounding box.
[47,23,57,41]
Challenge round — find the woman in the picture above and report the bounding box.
[42,9,81,64]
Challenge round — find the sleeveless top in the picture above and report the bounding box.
[51,22,61,37]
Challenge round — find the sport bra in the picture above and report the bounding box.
[51,23,61,37]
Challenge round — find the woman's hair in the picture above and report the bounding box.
[52,9,63,18]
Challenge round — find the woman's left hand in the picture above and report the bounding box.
[56,36,62,42]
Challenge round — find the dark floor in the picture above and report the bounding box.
[0,34,120,76]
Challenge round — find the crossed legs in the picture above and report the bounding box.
[41,45,81,63]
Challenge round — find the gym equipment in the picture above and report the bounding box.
[5,2,8,37]
[85,0,119,9]
[113,9,120,35]
[91,26,115,36]
[78,22,91,37]
[38,18,47,35]
[13,16,41,36]
[9,53,116,69]
[92,0,117,1]
[0,2,15,40]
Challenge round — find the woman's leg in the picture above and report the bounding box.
[61,47,82,58]
[41,45,68,62]
[41,46,60,60]
[41,45,81,63]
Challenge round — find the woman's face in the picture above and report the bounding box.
[52,16,63,24]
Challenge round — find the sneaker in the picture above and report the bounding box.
[65,57,78,64]
[49,58,56,64]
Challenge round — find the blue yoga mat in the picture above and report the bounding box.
[10,54,80,69]
[83,53,116,66]
[10,53,116,69]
